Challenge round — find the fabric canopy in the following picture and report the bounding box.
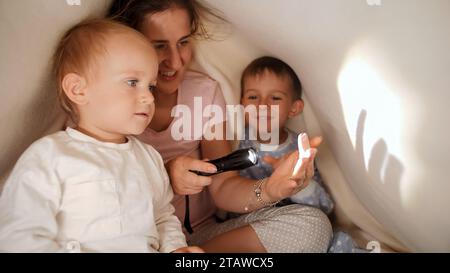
[1,0,449,252]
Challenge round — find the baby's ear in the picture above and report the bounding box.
[62,73,88,105]
[288,99,304,118]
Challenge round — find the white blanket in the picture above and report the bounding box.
[1,0,450,252]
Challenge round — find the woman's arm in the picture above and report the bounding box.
[206,150,316,213]
[167,119,319,211]
[199,132,257,212]
[200,123,318,213]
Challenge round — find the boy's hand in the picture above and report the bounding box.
[166,156,217,195]
[172,246,204,253]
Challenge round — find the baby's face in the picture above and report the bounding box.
[241,70,299,133]
[80,32,158,143]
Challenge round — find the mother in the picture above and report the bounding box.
[108,0,331,252]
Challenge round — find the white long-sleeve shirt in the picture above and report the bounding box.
[0,128,187,252]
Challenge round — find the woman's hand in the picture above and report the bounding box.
[263,149,318,201]
[172,246,204,253]
[262,135,322,201]
[166,156,217,195]
[263,136,322,169]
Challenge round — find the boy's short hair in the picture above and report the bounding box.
[240,56,303,100]
[52,18,141,121]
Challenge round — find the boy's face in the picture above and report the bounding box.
[79,32,158,143]
[241,70,303,133]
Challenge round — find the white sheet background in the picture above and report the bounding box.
[1,0,449,252]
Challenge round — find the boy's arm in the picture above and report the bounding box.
[0,150,64,252]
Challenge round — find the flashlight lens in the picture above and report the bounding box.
[248,148,258,164]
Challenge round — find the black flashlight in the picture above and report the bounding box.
[190,147,258,176]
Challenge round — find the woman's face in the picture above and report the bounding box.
[140,7,193,96]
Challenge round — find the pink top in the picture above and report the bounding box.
[138,70,227,234]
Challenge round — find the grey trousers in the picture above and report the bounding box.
[188,204,332,253]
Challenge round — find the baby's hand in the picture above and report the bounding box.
[172,246,204,253]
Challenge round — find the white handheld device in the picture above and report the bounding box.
[293,133,311,175]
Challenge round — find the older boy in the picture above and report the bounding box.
[239,56,334,214]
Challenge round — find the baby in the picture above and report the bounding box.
[0,19,201,253]
[239,56,334,214]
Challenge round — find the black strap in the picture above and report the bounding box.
[184,195,194,234]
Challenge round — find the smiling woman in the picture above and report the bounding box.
[140,7,193,98]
